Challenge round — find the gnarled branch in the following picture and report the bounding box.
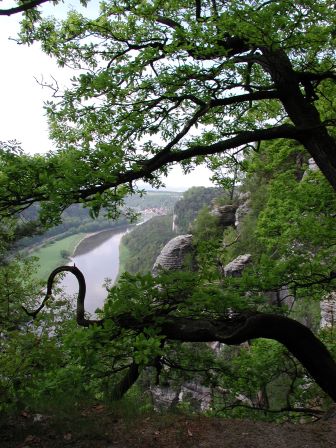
[23,266,336,402]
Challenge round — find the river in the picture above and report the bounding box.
[61,226,130,314]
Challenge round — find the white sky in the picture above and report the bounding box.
[0,1,214,191]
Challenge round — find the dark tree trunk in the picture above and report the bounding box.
[24,266,336,403]
[156,313,336,402]
[262,48,336,190]
[110,362,140,400]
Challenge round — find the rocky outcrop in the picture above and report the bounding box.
[265,286,294,309]
[235,192,251,230]
[321,292,336,328]
[150,386,180,411]
[152,234,194,276]
[179,382,212,412]
[210,192,251,231]
[150,382,212,412]
[210,204,237,227]
[151,234,211,412]
[302,157,319,179]
[223,254,252,277]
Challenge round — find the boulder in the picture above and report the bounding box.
[152,234,194,276]
[210,204,237,227]
[223,254,252,277]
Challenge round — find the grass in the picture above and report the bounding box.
[116,240,130,280]
[30,233,86,280]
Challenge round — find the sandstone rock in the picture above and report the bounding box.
[238,191,251,202]
[265,286,294,308]
[150,385,180,411]
[179,382,212,412]
[320,292,336,328]
[150,382,212,412]
[307,157,319,172]
[235,191,251,229]
[210,204,237,227]
[302,157,319,179]
[235,200,251,229]
[152,234,194,276]
[223,254,252,277]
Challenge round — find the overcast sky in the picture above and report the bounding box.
[0,1,215,191]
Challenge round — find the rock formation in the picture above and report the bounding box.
[235,192,251,230]
[210,204,237,227]
[265,286,295,309]
[179,382,212,412]
[151,234,211,411]
[321,292,336,328]
[223,254,252,277]
[152,234,194,276]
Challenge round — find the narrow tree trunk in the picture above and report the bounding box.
[110,361,140,400]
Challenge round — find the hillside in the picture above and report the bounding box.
[19,191,181,250]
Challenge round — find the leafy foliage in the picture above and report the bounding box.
[2,0,336,223]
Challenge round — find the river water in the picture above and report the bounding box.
[61,226,130,314]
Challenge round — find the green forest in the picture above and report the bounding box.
[1,0,336,446]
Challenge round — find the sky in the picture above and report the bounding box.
[0,1,214,191]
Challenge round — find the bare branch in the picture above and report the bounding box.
[22,265,104,327]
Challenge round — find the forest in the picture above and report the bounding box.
[1,0,336,446]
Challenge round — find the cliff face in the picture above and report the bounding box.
[150,167,336,412]
[210,204,237,227]
[321,293,336,329]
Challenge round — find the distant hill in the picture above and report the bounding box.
[19,191,181,249]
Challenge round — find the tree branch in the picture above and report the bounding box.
[22,265,104,327]
[0,0,50,16]
[23,266,336,403]
[0,124,300,214]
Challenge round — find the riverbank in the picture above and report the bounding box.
[29,223,134,281]
[30,233,87,280]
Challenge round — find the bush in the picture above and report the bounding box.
[60,249,71,259]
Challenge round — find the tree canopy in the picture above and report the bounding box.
[1,0,336,224]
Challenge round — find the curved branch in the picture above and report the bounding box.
[23,266,336,402]
[157,314,336,402]
[22,265,104,327]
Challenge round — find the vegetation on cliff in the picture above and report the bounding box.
[120,215,175,275]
